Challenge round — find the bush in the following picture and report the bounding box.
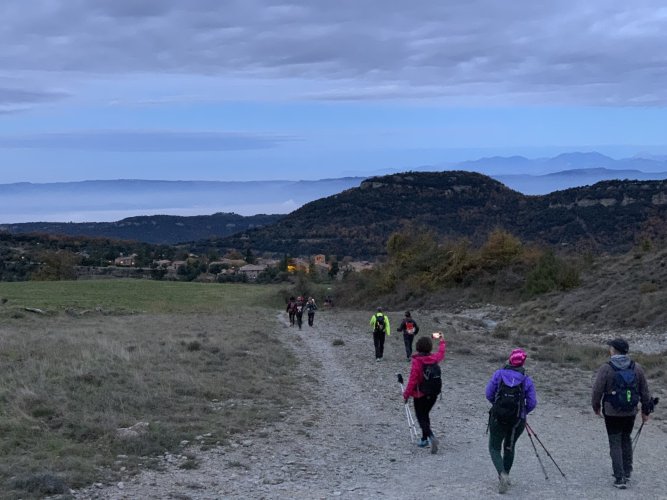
[524,251,580,297]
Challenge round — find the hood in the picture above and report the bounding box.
[412,351,441,365]
[610,354,632,370]
[499,366,526,388]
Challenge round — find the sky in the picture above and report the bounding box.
[2,0,667,183]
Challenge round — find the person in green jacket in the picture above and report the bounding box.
[369,307,390,361]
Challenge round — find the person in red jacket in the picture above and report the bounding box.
[403,332,446,453]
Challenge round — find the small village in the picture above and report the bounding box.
[72,252,376,282]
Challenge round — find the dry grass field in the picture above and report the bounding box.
[0,281,300,499]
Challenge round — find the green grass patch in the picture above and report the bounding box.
[0,281,299,498]
[0,280,285,314]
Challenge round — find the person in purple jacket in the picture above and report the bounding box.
[485,348,537,494]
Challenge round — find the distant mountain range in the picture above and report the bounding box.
[0,213,284,245]
[3,170,667,256]
[209,171,667,258]
[462,152,667,194]
[3,153,667,226]
[0,178,365,224]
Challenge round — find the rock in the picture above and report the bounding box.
[116,421,149,440]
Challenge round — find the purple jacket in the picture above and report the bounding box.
[485,366,537,418]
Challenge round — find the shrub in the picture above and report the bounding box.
[524,251,580,297]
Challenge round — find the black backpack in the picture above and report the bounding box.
[419,363,442,396]
[606,361,640,411]
[374,314,386,333]
[491,379,525,425]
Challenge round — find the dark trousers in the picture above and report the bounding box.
[403,334,415,359]
[296,313,303,329]
[308,312,315,326]
[414,395,437,440]
[488,417,525,475]
[373,331,385,359]
[604,415,636,479]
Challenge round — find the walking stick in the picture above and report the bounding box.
[632,421,645,452]
[525,422,567,478]
[525,425,549,480]
[397,374,419,442]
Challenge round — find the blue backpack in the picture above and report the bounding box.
[606,361,640,411]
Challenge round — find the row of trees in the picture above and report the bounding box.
[333,228,581,307]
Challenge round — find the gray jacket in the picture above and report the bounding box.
[591,355,651,417]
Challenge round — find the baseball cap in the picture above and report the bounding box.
[606,338,629,354]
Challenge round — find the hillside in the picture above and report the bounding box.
[210,171,667,258]
[507,244,667,332]
[0,212,284,245]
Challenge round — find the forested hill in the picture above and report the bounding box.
[210,171,667,258]
[0,213,284,245]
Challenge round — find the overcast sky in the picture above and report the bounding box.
[1,0,667,182]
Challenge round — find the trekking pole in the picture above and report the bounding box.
[397,374,419,442]
[525,422,566,478]
[525,425,549,480]
[632,422,645,452]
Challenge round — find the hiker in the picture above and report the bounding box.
[286,296,297,326]
[396,311,420,361]
[306,297,317,327]
[294,297,305,330]
[485,348,537,494]
[402,332,446,453]
[591,338,653,489]
[369,307,390,361]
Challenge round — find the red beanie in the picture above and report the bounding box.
[509,348,527,367]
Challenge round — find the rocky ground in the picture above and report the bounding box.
[72,308,667,500]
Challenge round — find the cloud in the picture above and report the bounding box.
[0,130,292,152]
[1,1,667,105]
[0,86,69,113]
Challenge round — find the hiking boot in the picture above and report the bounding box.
[417,438,429,448]
[376,358,381,362]
[428,434,439,455]
[613,477,627,489]
[498,472,510,494]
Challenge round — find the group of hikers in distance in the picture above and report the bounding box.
[367,308,658,493]
[286,296,317,329]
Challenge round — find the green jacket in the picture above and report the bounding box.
[370,313,390,335]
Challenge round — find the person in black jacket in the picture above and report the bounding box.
[591,338,653,489]
[396,311,420,361]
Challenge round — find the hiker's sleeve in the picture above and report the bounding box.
[636,365,652,415]
[415,321,420,334]
[369,316,375,328]
[591,365,607,413]
[404,361,420,398]
[397,320,404,333]
[434,340,446,363]
[525,377,537,414]
[485,372,499,403]
[385,317,391,335]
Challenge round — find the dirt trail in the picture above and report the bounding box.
[75,309,667,499]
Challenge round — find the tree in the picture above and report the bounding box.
[328,261,340,279]
[245,248,256,264]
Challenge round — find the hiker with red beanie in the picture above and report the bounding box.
[485,348,537,494]
[403,332,446,454]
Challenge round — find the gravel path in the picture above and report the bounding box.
[74,309,667,499]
